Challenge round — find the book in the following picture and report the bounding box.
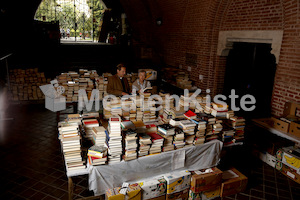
[184,110,197,120]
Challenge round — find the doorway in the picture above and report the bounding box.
[223,42,277,119]
[35,0,106,42]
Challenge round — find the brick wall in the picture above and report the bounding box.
[121,0,300,116]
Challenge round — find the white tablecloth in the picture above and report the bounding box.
[88,140,223,195]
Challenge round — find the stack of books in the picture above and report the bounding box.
[107,116,122,164]
[123,130,138,161]
[161,134,174,152]
[210,102,229,119]
[92,126,107,146]
[58,121,85,171]
[158,124,175,136]
[185,135,195,147]
[161,108,171,124]
[67,114,81,124]
[173,128,185,149]
[222,129,236,145]
[194,118,206,146]
[179,120,196,135]
[111,98,122,116]
[230,116,246,143]
[147,132,163,154]
[138,133,152,157]
[82,118,99,140]
[205,119,222,142]
[87,145,108,166]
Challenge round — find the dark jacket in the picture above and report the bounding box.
[107,74,130,96]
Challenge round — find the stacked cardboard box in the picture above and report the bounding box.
[10,68,50,101]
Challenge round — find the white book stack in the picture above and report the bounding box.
[108,116,122,164]
[111,98,122,116]
[174,128,185,149]
[92,126,107,146]
[82,119,99,140]
[58,121,85,171]
[124,131,138,161]
[138,133,151,157]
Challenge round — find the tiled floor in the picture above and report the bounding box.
[0,102,299,200]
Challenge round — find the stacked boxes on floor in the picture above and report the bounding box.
[10,68,50,101]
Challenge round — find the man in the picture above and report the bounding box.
[132,70,151,94]
[107,64,130,96]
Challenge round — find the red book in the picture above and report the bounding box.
[83,120,98,125]
[147,132,163,140]
[184,110,196,118]
[110,117,120,122]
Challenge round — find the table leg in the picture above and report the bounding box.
[68,177,74,200]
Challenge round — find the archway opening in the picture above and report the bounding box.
[34,0,106,42]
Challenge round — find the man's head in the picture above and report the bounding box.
[116,64,126,78]
[138,70,146,82]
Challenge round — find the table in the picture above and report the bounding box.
[88,140,223,195]
[252,118,300,143]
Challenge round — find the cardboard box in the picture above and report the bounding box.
[220,168,248,197]
[283,102,300,117]
[148,195,166,200]
[276,161,300,184]
[190,167,222,193]
[138,69,157,81]
[106,183,142,200]
[166,188,189,200]
[271,117,290,133]
[289,121,300,138]
[137,176,167,200]
[259,152,276,168]
[200,186,220,200]
[163,170,191,194]
[276,147,300,174]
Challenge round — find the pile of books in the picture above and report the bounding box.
[107,116,122,164]
[194,118,206,146]
[179,120,196,135]
[87,145,108,166]
[111,97,122,116]
[92,126,107,146]
[10,68,50,101]
[161,134,174,152]
[123,130,138,161]
[222,128,236,146]
[55,69,100,102]
[210,102,229,119]
[147,132,163,154]
[158,124,175,136]
[82,118,99,140]
[138,133,151,157]
[230,116,246,143]
[205,118,222,142]
[173,128,185,149]
[58,121,85,171]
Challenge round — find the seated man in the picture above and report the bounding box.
[132,70,151,94]
[107,64,130,96]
